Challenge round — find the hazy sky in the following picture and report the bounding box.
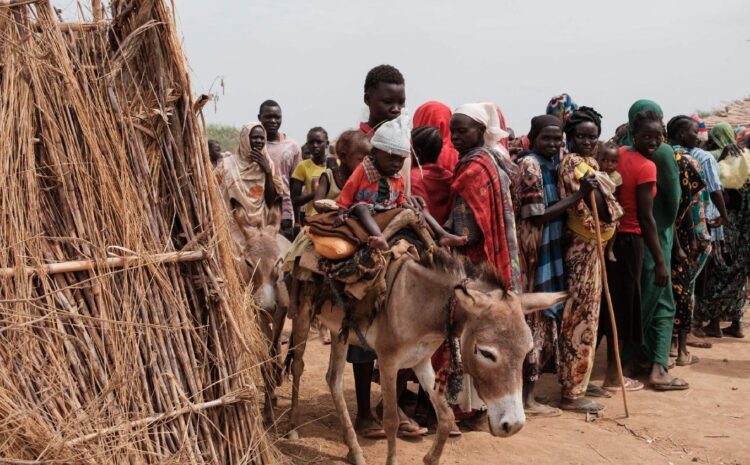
[59,0,750,143]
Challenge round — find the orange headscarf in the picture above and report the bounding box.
[414,101,459,172]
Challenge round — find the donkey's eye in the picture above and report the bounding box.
[478,349,497,363]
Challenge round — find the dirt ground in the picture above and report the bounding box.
[272,319,749,465]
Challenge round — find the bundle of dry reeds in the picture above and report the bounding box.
[0,1,280,463]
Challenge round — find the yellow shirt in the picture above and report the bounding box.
[292,159,328,217]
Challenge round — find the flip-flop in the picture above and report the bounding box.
[559,399,607,414]
[652,378,689,391]
[397,419,428,437]
[603,377,644,392]
[676,354,700,366]
[586,384,613,398]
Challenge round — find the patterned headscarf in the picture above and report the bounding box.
[709,122,736,149]
[690,113,709,142]
[546,93,578,124]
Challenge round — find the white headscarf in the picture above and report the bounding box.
[370,113,411,157]
[454,102,509,147]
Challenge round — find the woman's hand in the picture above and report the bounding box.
[251,149,272,173]
[579,175,599,197]
[655,261,669,287]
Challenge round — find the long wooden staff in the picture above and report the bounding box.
[590,191,630,418]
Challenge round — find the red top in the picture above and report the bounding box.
[616,147,657,234]
[359,121,375,137]
[411,163,453,225]
[337,157,406,210]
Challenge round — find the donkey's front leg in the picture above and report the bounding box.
[378,359,400,465]
[288,297,312,440]
[413,358,455,465]
[327,337,366,465]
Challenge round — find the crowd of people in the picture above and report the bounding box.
[209,64,750,438]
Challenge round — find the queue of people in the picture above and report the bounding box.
[213,64,750,437]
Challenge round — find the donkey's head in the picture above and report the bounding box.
[454,283,566,438]
[239,225,290,312]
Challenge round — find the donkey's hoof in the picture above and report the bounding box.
[286,429,300,440]
[346,450,366,465]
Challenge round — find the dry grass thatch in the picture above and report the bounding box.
[0,1,281,463]
[703,97,750,129]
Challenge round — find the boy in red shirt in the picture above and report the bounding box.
[338,115,465,250]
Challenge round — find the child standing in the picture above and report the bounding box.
[291,127,331,224]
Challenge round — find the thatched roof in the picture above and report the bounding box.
[703,97,750,128]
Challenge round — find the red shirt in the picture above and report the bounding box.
[616,147,657,234]
[411,163,453,225]
[338,157,406,210]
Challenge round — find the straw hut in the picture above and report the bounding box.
[0,1,280,463]
[703,97,750,129]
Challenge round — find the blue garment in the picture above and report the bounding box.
[688,147,725,241]
[518,152,566,318]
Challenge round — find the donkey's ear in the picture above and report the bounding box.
[455,287,491,313]
[520,292,568,315]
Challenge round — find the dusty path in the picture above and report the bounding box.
[273,320,749,465]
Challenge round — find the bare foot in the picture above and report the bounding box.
[524,398,561,417]
[559,397,606,413]
[607,250,617,262]
[367,235,389,251]
[439,234,468,247]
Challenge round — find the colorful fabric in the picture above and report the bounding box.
[514,153,566,318]
[450,147,521,290]
[690,114,709,142]
[215,122,283,231]
[559,230,601,399]
[292,158,328,217]
[414,101,459,171]
[615,147,657,234]
[558,154,623,242]
[454,102,510,147]
[671,147,711,335]
[266,134,302,222]
[608,170,623,188]
[411,163,453,225]
[695,187,750,323]
[337,156,405,210]
[524,311,560,382]
[688,147,724,241]
[546,93,578,124]
[710,122,736,149]
[616,99,664,147]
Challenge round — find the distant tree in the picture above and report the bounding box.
[206,123,240,154]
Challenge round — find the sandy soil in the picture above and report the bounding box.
[272,320,749,465]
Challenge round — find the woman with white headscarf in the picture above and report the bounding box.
[436,103,521,418]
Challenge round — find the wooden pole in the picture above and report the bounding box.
[0,250,206,278]
[590,192,630,418]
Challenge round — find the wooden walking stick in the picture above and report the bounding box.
[590,191,630,418]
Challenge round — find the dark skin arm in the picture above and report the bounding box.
[291,179,316,207]
[529,175,597,227]
[708,191,729,227]
[636,182,669,287]
[313,173,331,202]
[717,143,743,161]
[250,149,279,208]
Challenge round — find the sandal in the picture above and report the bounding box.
[686,334,712,349]
[586,384,613,398]
[652,377,689,391]
[524,402,562,417]
[603,377,644,392]
[397,419,428,437]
